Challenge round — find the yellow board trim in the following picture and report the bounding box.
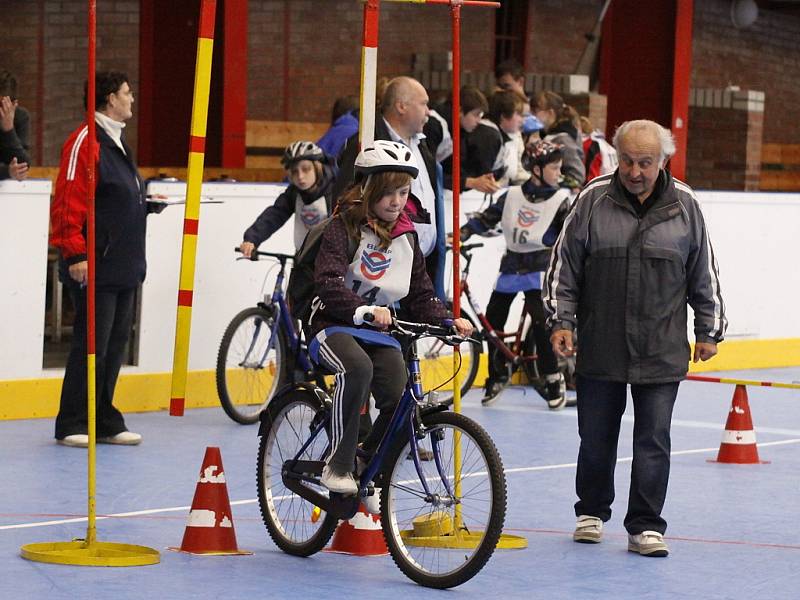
[2,338,798,421]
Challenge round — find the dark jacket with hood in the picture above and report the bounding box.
[309,211,450,336]
[242,158,337,248]
[334,118,447,300]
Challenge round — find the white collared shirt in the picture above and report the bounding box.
[383,118,437,256]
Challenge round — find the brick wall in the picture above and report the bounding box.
[248,0,494,122]
[1,0,799,175]
[525,0,599,75]
[692,0,800,145]
[1,1,140,166]
[686,90,764,190]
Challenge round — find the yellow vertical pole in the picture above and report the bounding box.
[170,0,217,416]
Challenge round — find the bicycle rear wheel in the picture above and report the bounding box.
[417,313,479,397]
[257,390,338,556]
[216,306,288,424]
[381,411,506,588]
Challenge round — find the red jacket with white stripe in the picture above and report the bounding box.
[50,121,148,289]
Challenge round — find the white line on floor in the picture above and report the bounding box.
[3,439,798,532]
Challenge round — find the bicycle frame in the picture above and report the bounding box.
[249,250,316,375]
[458,245,537,370]
[279,327,459,520]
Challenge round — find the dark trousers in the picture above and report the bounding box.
[485,289,558,381]
[316,333,406,472]
[54,284,135,439]
[574,375,679,534]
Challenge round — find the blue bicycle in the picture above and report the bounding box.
[256,317,507,588]
[216,249,323,424]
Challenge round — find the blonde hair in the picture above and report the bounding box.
[535,91,581,132]
[337,171,414,250]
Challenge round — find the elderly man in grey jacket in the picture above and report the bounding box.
[544,119,726,557]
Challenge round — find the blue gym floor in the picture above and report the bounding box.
[2,367,798,599]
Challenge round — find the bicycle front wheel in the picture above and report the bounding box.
[417,313,479,397]
[381,411,506,588]
[257,390,338,556]
[216,306,287,424]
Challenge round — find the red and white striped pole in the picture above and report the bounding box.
[359,0,380,148]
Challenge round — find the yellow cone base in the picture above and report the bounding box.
[21,540,160,567]
[399,512,527,549]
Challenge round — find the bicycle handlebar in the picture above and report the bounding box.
[445,242,484,258]
[364,313,478,347]
[234,247,295,262]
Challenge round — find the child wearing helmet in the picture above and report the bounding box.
[309,140,472,497]
[239,141,337,257]
[459,139,572,408]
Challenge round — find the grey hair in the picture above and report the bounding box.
[612,119,676,163]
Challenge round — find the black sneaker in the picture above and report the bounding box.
[481,378,508,406]
[545,374,567,410]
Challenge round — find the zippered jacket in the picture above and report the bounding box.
[50,122,148,290]
[543,171,727,383]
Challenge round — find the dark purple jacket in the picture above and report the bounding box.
[310,213,450,335]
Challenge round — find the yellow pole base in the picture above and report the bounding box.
[399,513,527,550]
[20,540,160,567]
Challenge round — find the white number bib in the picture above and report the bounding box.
[500,187,569,252]
[344,228,414,306]
[293,196,328,248]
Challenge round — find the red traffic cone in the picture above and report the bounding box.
[708,385,769,464]
[325,504,388,556]
[170,447,252,555]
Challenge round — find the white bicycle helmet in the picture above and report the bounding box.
[354,140,419,179]
[281,140,325,168]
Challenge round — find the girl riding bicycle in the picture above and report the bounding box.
[308,140,472,495]
[460,140,571,408]
[239,141,337,257]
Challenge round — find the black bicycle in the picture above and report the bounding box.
[256,317,506,588]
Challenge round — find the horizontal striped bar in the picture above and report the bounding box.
[183,218,199,235]
[177,290,193,307]
[199,0,216,40]
[189,135,206,154]
[721,430,757,445]
[687,375,800,390]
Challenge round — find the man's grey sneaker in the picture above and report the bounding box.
[628,531,669,557]
[545,373,567,410]
[321,465,358,495]
[573,515,603,543]
[98,431,142,445]
[57,434,89,448]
